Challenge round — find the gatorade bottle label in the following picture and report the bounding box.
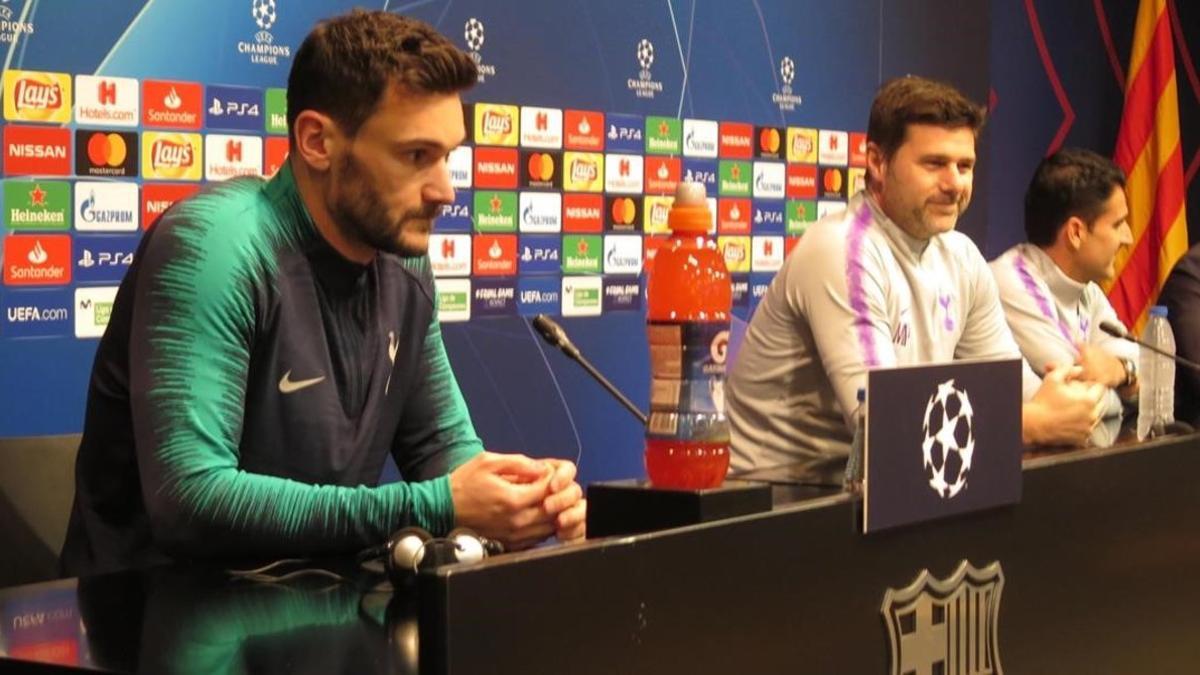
[647,321,729,414]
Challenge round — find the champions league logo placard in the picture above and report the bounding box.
[864,360,1021,533]
[922,379,975,499]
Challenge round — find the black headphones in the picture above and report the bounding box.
[369,526,503,586]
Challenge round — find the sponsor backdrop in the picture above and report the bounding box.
[0,1,1189,487]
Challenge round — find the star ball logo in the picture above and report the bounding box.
[922,379,976,499]
[628,37,663,99]
[464,17,496,82]
[239,0,291,66]
[772,55,802,112]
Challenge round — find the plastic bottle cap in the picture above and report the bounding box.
[674,181,707,206]
[1150,305,1168,318]
[668,181,711,233]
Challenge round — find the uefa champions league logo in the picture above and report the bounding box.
[921,379,975,498]
[771,55,802,111]
[636,38,655,72]
[464,18,485,52]
[779,56,795,88]
[463,18,495,81]
[628,37,662,99]
[251,0,276,31]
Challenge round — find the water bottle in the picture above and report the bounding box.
[644,181,732,489]
[844,388,866,493]
[1137,305,1176,440]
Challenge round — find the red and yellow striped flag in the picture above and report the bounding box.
[1106,0,1189,334]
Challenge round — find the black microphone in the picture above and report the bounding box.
[1099,317,1200,369]
[531,314,648,426]
[1099,320,1200,373]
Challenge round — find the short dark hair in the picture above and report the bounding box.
[867,76,987,159]
[286,10,477,142]
[1024,148,1126,247]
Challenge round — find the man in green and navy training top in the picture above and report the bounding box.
[61,10,586,577]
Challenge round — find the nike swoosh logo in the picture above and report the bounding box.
[278,370,325,394]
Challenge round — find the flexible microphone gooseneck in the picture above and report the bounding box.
[531,314,649,426]
[1099,320,1200,373]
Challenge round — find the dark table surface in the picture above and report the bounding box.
[3,420,1195,674]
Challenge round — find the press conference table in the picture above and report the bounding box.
[3,431,1200,674]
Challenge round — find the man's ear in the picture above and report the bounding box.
[291,110,340,172]
[865,141,887,187]
[1063,215,1087,250]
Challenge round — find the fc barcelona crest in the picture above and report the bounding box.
[881,560,1004,675]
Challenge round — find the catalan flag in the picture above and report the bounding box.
[1107,0,1189,334]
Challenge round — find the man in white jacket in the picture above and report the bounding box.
[990,148,1139,417]
[727,77,1106,472]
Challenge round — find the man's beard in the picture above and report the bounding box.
[328,153,439,257]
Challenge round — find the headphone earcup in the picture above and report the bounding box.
[446,527,486,565]
[385,526,432,583]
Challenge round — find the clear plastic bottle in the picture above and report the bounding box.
[1137,305,1176,440]
[844,388,866,493]
[644,181,731,489]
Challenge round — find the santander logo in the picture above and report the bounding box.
[27,240,48,264]
[164,87,182,110]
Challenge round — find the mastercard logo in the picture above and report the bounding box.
[86,132,128,167]
[758,127,781,154]
[527,152,555,181]
[823,168,844,193]
[611,197,636,225]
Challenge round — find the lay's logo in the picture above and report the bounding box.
[4,70,72,123]
[142,132,202,180]
[482,110,513,136]
[474,104,519,146]
[562,152,603,192]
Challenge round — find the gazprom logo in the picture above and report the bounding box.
[518,192,561,233]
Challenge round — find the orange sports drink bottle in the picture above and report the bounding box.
[644,181,732,489]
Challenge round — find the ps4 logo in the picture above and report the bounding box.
[753,209,784,225]
[520,246,558,262]
[208,98,260,117]
[607,125,642,142]
[78,249,133,268]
